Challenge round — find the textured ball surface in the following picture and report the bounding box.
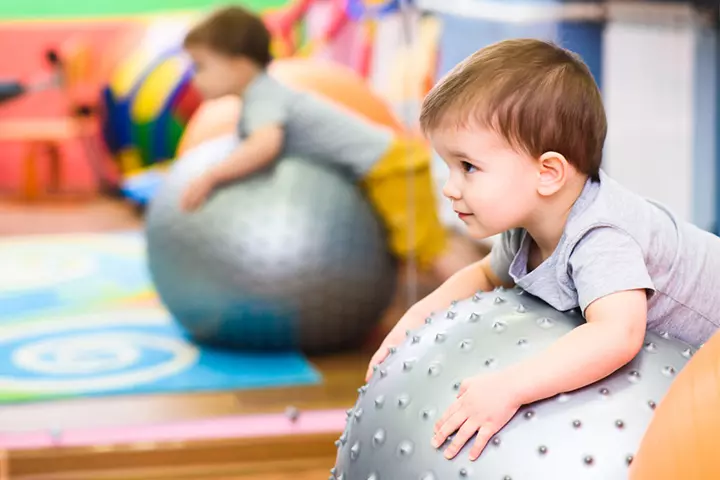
[145,135,397,353]
[333,287,694,479]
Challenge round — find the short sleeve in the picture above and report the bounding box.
[238,83,292,138]
[489,229,523,285]
[569,226,655,313]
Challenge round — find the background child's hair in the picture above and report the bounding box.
[184,5,272,68]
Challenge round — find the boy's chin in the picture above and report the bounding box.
[464,224,499,241]
[201,91,225,100]
[198,87,233,100]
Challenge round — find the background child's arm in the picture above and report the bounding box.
[507,288,647,404]
[207,124,284,184]
[180,125,284,212]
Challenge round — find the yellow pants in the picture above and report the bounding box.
[360,137,448,269]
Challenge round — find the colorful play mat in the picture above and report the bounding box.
[0,231,320,404]
[0,232,151,319]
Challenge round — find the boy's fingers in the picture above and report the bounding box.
[444,419,480,459]
[365,349,389,381]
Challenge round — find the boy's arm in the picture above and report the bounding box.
[506,288,647,404]
[435,288,648,460]
[434,226,655,460]
[507,226,654,403]
[407,230,520,320]
[206,124,284,184]
[505,226,654,403]
[407,255,512,319]
[364,251,514,381]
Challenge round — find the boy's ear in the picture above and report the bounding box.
[536,151,569,196]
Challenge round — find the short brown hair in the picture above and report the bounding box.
[184,5,272,67]
[420,38,606,179]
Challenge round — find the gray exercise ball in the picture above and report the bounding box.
[333,287,694,479]
[145,134,397,353]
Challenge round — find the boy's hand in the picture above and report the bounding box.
[364,327,407,382]
[364,258,500,382]
[181,174,216,212]
[432,371,521,461]
[364,308,427,382]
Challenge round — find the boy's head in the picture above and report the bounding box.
[183,5,272,99]
[421,39,607,239]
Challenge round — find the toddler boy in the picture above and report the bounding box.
[366,38,720,461]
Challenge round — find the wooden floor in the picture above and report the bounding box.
[0,195,440,479]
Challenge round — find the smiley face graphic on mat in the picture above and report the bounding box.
[0,309,198,395]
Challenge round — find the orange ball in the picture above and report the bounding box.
[268,58,404,133]
[175,95,240,156]
[629,331,720,479]
[176,58,403,156]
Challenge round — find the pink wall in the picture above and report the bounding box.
[0,21,136,194]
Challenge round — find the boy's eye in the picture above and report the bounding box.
[461,161,477,173]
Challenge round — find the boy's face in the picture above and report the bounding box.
[430,124,541,240]
[186,46,252,99]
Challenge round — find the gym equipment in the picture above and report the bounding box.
[145,135,397,353]
[333,287,694,479]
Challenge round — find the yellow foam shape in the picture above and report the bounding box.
[131,53,188,123]
[109,15,195,97]
[119,148,143,173]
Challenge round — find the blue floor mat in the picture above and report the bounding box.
[0,232,322,404]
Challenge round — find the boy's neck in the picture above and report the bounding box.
[524,173,589,260]
[236,64,263,96]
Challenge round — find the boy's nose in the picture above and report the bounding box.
[442,179,461,201]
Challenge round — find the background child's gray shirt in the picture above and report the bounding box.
[489,170,720,347]
[237,72,394,178]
